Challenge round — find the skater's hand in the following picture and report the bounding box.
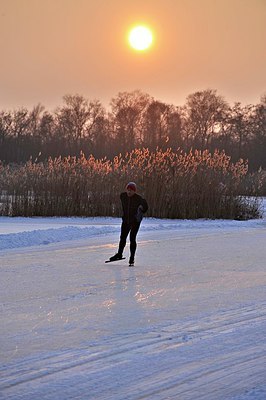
[136,205,144,222]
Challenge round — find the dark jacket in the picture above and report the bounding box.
[120,192,148,224]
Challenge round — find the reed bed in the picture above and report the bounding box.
[0,148,261,219]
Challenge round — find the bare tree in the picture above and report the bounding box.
[143,100,181,149]
[110,90,152,153]
[183,89,229,149]
[0,111,13,144]
[226,102,254,160]
[55,95,91,141]
[11,108,31,137]
[248,96,266,169]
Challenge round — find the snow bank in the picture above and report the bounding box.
[0,197,265,251]
[0,214,265,251]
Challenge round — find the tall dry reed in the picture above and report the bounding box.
[0,149,261,219]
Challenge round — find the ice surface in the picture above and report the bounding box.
[0,199,265,399]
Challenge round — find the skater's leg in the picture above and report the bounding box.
[118,222,131,256]
[129,222,140,261]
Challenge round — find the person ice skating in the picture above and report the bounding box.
[108,182,148,266]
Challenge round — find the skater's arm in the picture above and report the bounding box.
[140,197,148,213]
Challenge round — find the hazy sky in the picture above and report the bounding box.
[0,0,265,110]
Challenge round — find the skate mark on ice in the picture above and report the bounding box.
[1,302,265,399]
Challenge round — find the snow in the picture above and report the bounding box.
[0,213,266,251]
[0,198,265,399]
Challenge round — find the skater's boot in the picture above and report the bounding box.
[109,253,123,262]
[129,256,135,266]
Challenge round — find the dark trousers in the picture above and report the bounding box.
[118,221,140,258]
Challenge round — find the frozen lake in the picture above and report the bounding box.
[0,201,265,399]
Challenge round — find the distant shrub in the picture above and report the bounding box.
[0,148,262,219]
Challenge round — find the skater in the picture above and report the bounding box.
[108,182,148,266]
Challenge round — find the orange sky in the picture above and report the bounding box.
[0,0,265,110]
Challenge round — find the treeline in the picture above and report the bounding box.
[0,89,265,171]
[0,148,261,219]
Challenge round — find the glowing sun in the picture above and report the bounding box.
[128,25,153,51]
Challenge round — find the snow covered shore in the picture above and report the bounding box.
[0,199,265,399]
[0,200,265,251]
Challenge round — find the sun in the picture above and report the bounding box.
[128,25,153,51]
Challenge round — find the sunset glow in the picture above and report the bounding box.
[0,1,265,109]
[128,25,153,51]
